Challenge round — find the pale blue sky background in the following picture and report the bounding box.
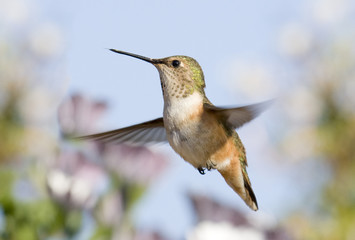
[11,0,351,238]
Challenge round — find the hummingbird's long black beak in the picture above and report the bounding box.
[109,49,162,64]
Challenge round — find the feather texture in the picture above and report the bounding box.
[75,118,167,145]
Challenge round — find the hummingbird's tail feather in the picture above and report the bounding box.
[242,173,258,211]
[218,162,258,211]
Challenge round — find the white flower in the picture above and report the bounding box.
[0,0,31,25]
[312,0,349,25]
[29,22,64,58]
[278,23,313,58]
[47,152,109,209]
[47,170,71,198]
[187,221,265,240]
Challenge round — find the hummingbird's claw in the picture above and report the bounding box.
[198,167,205,175]
[206,160,217,171]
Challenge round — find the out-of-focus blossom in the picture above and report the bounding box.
[103,144,168,184]
[312,0,349,25]
[283,86,323,125]
[226,60,276,99]
[18,86,57,124]
[0,0,31,26]
[47,150,108,209]
[29,23,64,58]
[189,194,249,226]
[58,94,107,136]
[188,194,291,240]
[56,92,170,238]
[97,192,123,226]
[308,42,354,87]
[187,221,265,240]
[278,23,313,58]
[281,126,318,163]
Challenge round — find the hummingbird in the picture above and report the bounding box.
[77,49,271,211]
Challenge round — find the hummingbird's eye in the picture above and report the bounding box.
[172,60,180,68]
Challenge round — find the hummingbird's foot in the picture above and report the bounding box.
[206,160,217,171]
[198,167,205,175]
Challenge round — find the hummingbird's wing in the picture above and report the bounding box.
[204,100,272,129]
[74,117,167,145]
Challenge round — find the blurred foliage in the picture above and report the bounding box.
[0,61,25,163]
[284,39,355,240]
[0,98,24,163]
[0,170,81,240]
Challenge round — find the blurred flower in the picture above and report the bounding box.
[187,221,265,240]
[103,144,168,185]
[188,194,291,240]
[283,86,323,125]
[189,194,249,226]
[57,93,170,239]
[312,0,349,25]
[97,192,123,226]
[29,22,64,58]
[18,86,57,124]
[278,23,313,58]
[58,93,108,136]
[0,0,31,26]
[226,60,276,99]
[47,150,108,209]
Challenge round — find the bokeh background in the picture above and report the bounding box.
[1,0,355,239]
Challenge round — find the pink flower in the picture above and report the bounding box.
[58,93,107,136]
[103,144,168,184]
[47,150,108,209]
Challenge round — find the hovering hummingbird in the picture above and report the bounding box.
[77,49,271,211]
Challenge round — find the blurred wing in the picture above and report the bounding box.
[204,100,272,129]
[75,117,167,145]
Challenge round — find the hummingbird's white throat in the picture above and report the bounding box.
[163,91,203,125]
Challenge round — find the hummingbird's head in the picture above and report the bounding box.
[110,49,206,99]
[153,55,206,98]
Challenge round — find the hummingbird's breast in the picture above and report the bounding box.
[163,92,231,169]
